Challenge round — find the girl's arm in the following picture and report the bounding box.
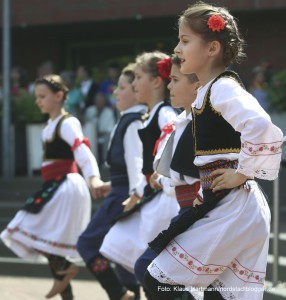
[211,78,283,181]
[122,119,146,212]
[60,117,104,198]
[150,172,176,198]
[123,120,145,195]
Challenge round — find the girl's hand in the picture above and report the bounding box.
[150,172,162,190]
[210,169,248,192]
[89,176,105,199]
[122,193,141,212]
[100,181,112,197]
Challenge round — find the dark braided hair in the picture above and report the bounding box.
[35,74,69,100]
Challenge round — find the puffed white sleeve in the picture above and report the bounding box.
[60,117,101,181]
[211,78,283,180]
[123,120,146,195]
[153,106,178,166]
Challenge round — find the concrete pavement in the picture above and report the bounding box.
[0,276,147,300]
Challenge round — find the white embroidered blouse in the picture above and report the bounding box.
[191,77,283,180]
[42,115,100,181]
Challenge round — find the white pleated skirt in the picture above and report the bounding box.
[0,173,91,262]
[147,181,271,300]
[100,191,180,273]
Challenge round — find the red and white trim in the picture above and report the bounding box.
[71,137,91,151]
[166,240,265,285]
[241,139,282,156]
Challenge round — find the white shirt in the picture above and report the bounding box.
[80,80,93,96]
[155,111,200,197]
[108,104,148,195]
[169,110,200,186]
[97,107,116,141]
[42,115,100,181]
[135,101,178,197]
[192,77,283,180]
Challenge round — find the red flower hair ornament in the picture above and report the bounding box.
[157,57,172,80]
[207,15,225,32]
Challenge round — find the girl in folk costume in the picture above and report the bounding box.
[100,52,179,279]
[145,2,283,300]
[1,74,103,300]
[76,63,148,300]
[133,56,202,299]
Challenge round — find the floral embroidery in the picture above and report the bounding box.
[34,198,42,204]
[241,140,282,156]
[92,257,109,273]
[207,15,225,32]
[166,240,265,285]
[7,227,77,250]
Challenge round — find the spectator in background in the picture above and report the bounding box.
[28,60,56,94]
[248,66,269,111]
[95,92,116,167]
[76,65,98,123]
[10,66,29,96]
[61,70,84,118]
[98,62,121,118]
[259,59,273,84]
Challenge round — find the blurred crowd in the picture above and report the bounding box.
[0,60,121,167]
[0,58,281,168]
[247,60,273,112]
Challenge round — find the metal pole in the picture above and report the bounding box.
[272,176,279,286]
[273,136,286,285]
[2,0,12,177]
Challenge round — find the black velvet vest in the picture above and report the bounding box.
[43,114,74,161]
[192,70,243,156]
[138,100,172,175]
[170,120,199,179]
[106,112,143,176]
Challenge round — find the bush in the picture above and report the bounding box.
[267,70,286,112]
[11,89,45,124]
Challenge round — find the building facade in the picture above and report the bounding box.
[0,0,285,83]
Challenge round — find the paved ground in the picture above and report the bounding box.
[0,276,147,300]
[2,276,286,300]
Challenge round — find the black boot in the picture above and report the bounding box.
[144,270,194,300]
[143,286,153,300]
[87,255,127,300]
[46,254,76,299]
[60,284,74,300]
[204,285,224,300]
[125,284,140,300]
[47,254,71,280]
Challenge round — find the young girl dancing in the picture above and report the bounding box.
[1,74,103,300]
[76,63,148,300]
[100,52,180,276]
[133,55,202,299]
[144,2,283,300]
